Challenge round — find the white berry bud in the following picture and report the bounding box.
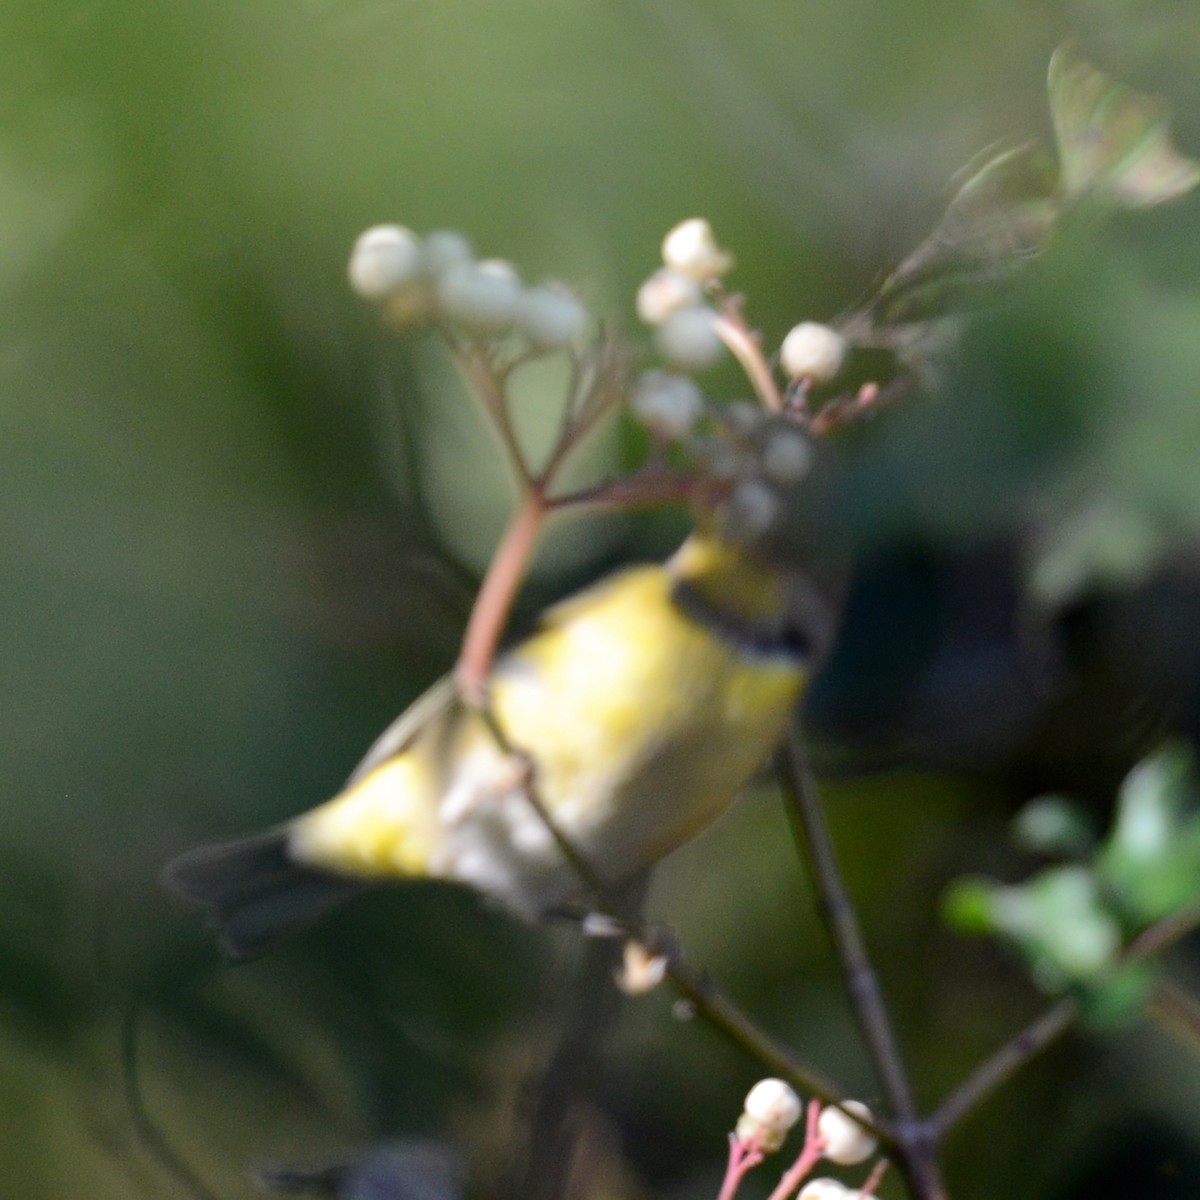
[630,371,705,440]
[797,1181,851,1200]
[780,322,847,384]
[436,261,522,335]
[735,1079,802,1151]
[760,429,814,484]
[348,225,423,301]
[615,939,669,995]
[421,230,474,278]
[516,284,588,349]
[636,267,704,326]
[655,306,725,372]
[661,218,735,281]
[818,1100,877,1166]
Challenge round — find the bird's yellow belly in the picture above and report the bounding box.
[292,564,806,918]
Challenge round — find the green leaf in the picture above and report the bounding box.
[1076,962,1156,1029]
[1097,741,1200,925]
[1012,795,1097,860]
[942,876,1002,934]
[1048,43,1200,209]
[871,143,1058,327]
[944,866,1122,993]
[1005,866,1123,990]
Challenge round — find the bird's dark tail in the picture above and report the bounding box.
[162,829,369,960]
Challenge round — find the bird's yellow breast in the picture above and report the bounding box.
[291,558,806,915]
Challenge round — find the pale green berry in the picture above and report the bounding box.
[517,284,588,349]
[655,306,725,372]
[780,321,847,384]
[688,436,741,480]
[761,429,814,484]
[421,230,474,278]
[722,400,766,437]
[436,261,522,335]
[630,370,705,440]
[722,479,779,541]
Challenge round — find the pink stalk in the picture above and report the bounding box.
[859,1158,890,1197]
[454,490,547,705]
[710,310,784,414]
[764,1101,828,1200]
[715,1134,765,1200]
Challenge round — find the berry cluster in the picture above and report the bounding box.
[349,224,589,351]
[723,1079,884,1200]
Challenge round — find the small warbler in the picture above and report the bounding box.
[165,439,839,958]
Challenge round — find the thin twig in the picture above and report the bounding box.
[122,1006,223,1200]
[1146,979,1200,1054]
[664,957,874,1130]
[1125,903,1200,961]
[549,464,707,514]
[932,898,1200,1138]
[540,332,631,479]
[471,702,872,1129]
[777,727,918,1121]
[509,919,634,1200]
[777,726,947,1199]
[928,998,1076,1138]
[450,338,534,485]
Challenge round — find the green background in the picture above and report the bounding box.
[4,2,1200,1198]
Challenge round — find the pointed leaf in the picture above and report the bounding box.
[1049,44,1200,209]
[1098,741,1200,924]
[872,143,1057,325]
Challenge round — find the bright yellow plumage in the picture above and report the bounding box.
[164,529,823,956]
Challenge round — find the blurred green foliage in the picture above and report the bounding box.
[4,3,1200,1200]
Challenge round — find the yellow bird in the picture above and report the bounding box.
[165,470,838,958]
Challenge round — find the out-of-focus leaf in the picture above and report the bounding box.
[946,866,1122,993]
[947,745,1200,1016]
[942,876,999,935]
[1075,962,1155,1029]
[1097,741,1200,925]
[1026,497,1170,606]
[998,866,1123,991]
[868,143,1057,329]
[1049,44,1200,209]
[1011,795,1097,860]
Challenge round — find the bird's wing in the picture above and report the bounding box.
[343,674,460,786]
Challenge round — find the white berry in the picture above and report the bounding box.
[347,225,423,301]
[655,306,725,372]
[780,321,847,384]
[797,1181,850,1200]
[436,261,522,335]
[661,218,735,281]
[629,371,705,440]
[818,1100,877,1166]
[516,284,588,349]
[636,267,704,326]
